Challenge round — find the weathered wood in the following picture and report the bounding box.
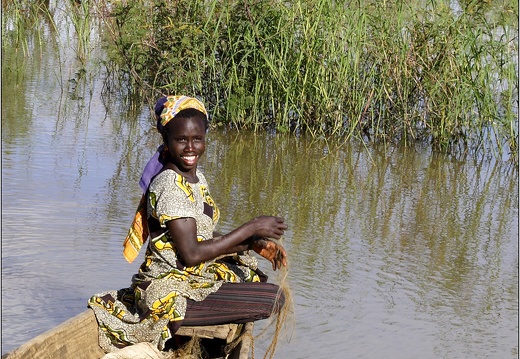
[176,323,239,341]
[228,322,253,359]
[2,310,105,359]
[2,310,253,359]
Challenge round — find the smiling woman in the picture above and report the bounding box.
[2,1,517,357]
[87,95,288,356]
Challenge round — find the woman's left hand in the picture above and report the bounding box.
[252,239,287,271]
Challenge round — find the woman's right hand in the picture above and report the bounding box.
[249,216,288,239]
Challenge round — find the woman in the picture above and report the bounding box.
[88,95,288,353]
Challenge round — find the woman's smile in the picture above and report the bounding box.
[181,154,199,166]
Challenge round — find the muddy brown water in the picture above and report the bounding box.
[1,5,518,359]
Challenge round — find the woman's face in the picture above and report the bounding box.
[164,115,206,179]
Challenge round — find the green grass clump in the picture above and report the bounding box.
[1,0,54,57]
[2,0,95,64]
[96,0,517,162]
[3,0,518,163]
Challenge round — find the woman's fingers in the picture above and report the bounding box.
[250,218,288,270]
[268,241,287,271]
[252,216,288,239]
[276,245,287,269]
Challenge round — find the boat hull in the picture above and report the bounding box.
[2,309,252,359]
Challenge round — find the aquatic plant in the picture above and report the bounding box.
[1,0,55,57]
[68,0,92,64]
[2,0,518,163]
[1,0,94,65]
[94,0,517,163]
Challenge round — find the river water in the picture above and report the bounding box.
[1,3,518,358]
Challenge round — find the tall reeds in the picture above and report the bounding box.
[68,0,92,64]
[2,0,93,64]
[1,0,55,57]
[3,0,518,163]
[95,0,518,162]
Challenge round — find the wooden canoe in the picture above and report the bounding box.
[2,309,253,359]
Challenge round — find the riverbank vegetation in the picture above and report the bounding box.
[2,0,518,163]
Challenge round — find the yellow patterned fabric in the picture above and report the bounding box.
[89,169,261,352]
[159,95,207,128]
[123,195,149,263]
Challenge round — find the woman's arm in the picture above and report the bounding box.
[167,215,287,268]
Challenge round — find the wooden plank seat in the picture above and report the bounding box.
[176,323,241,342]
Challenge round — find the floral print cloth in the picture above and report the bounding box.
[88,169,260,352]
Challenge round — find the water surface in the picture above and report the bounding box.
[1,4,518,358]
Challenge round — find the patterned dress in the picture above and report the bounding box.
[88,169,261,352]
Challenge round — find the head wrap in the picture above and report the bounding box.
[123,95,208,263]
[156,95,207,131]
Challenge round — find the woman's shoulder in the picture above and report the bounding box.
[153,169,207,184]
[196,169,208,185]
[149,169,209,192]
[151,168,178,184]
[148,169,181,193]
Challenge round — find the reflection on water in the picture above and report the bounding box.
[1,3,518,358]
[204,133,518,359]
[4,118,517,359]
